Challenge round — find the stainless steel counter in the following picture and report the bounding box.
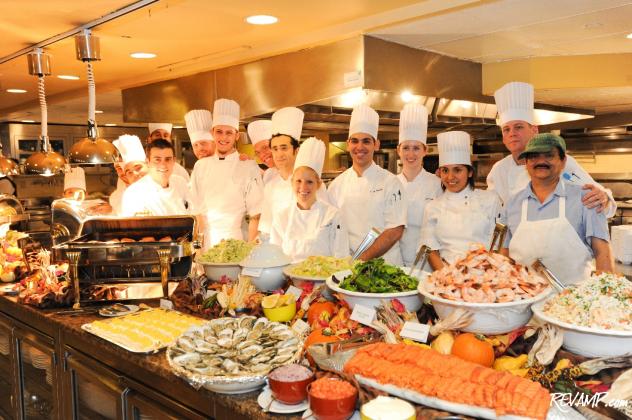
[615,261,632,280]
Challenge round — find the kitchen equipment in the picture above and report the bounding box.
[611,225,632,264]
[408,244,430,275]
[53,216,198,304]
[532,259,567,293]
[351,228,380,260]
[488,223,507,253]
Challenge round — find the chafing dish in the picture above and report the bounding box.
[0,194,29,228]
[53,216,198,306]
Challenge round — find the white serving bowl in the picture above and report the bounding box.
[240,240,291,292]
[198,261,242,282]
[532,300,632,357]
[418,273,551,335]
[325,270,423,312]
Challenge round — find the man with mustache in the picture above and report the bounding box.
[501,133,613,285]
[488,82,615,216]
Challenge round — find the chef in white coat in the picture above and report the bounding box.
[247,120,276,183]
[147,122,190,182]
[328,104,406,265]
[488,81,614,216]
[185,109,215,160]
[396,103,443,267]
[121,139,191,216]
[109,135,148,215]
[54,167,111,215]
[421,131,502,270]
[501,133,613,285]
[270,137,349,262]
[190,98,263,247]
[259,107,302,234]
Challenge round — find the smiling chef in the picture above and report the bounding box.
[147,122,190,182]
[327,104,406,264]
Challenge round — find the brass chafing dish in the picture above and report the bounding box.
[53,216,199,306]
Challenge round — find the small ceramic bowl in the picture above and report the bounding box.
[263,303,297,322]
[268,364,314,405]
[308,378,357,420]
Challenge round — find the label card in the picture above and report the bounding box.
[241,267,263,277]
[285,285,303,300]
[291,319,310,336]
[160,299,174,310]
[350,304,376,327]
[399,322,430,343]
[204,290,217,299]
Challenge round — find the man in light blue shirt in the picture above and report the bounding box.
[501,133,613,284]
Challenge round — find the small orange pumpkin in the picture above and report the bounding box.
[304,328,341,365]
[451,333,495,367]
[307,301,337,327]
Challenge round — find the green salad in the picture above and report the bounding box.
[338,258,418,293]
[197,239,254,264]
[290,256,354,278]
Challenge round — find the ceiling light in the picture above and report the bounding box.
[6,89,27,93]
[104,123,117,126]
[340,88,367,108]
[130,52,156,59]
[627,33,632,39]
[460,100,472,109]
[173,125,184,129]
[246,15,278,25]
[95,110,103,114]
[57,75,80,80]
[400,90,414,103]
[21,120,35,123]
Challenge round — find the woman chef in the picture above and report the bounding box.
[421,131,502,270]
[270,137,349,263]
[396,103,442,267]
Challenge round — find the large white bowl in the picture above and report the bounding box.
[198,261,242,282]
[325,270,423,312]
[242,265,288,292]
[418,274,551,335]
[532,300,632,357]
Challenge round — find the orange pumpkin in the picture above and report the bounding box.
[451,333,495,367]
[304,328,341,365]
[307,301,337,327]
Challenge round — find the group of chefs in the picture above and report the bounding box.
[61,81,617,285]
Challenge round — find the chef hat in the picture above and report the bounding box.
[294,137,325,177]
[64,166,86,191]
[247,120,272,145]
[148,123,173,135]
[185,109,213,143]
[399,103,428,144]
[438,131,471,167]
[212,98,240,129]
[271,107,304,140]
[494,81,535,126]
[349,104,379,139]
[113,135,146,164]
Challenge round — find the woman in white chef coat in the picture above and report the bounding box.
[421,131,501,270]
[270,137,349,263]
[396,103,442,267]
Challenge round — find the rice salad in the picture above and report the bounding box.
[197,239,254,264]
[543,273,632,331]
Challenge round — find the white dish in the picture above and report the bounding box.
[197,260,242,282]
[203,376,266,394]
[532,300,632,357]
[98,304,140,317]
[418,273,551,335]
[257,386,309,414]
[283,264,329,283]
[302,408,360,420]
[326,269,423,312]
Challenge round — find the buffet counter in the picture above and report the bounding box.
[0,295,301,420]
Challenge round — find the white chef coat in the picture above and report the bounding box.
[328,163,407,265]
[108,178,126,216]
[486,154,615,217]
[120,174,191,217]
[173,162,190,182]
[421,187,502,264]
[259,172,330,234]
[270,200,349,263]
[190,152,263,247]
[262,167,278,185]
[397,169,443,267]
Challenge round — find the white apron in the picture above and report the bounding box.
[281,204,331,263]
[434,191,496,264]
[203,157,245,247]
[509,195,592,285]
[340,176,403,266]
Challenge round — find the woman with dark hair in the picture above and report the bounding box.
[420,131,502,270]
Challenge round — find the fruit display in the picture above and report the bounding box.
[17,250,71,308]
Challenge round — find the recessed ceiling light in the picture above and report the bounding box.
[627,33,632,39]
[173,125,184,129]
[246,15,278,25]
[104,123,117,126]
[95,110,104,114]
[57,75,80,80]
[6,89,27,93]
[130,52,157,59]
[21,120,35,123]
[400,90,414,103]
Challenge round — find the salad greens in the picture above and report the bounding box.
[338,258,418,293]
[198,239,254,264]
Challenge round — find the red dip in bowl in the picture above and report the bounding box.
[268,364,314,405]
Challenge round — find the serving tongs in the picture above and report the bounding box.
[489,222,508,253]
[351,228,381,261]
[324,333,382,356]
[408,244,430,275]
[531,259,567,292]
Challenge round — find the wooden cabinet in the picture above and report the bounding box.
[0,313,17,420]
[124,379,207,420]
